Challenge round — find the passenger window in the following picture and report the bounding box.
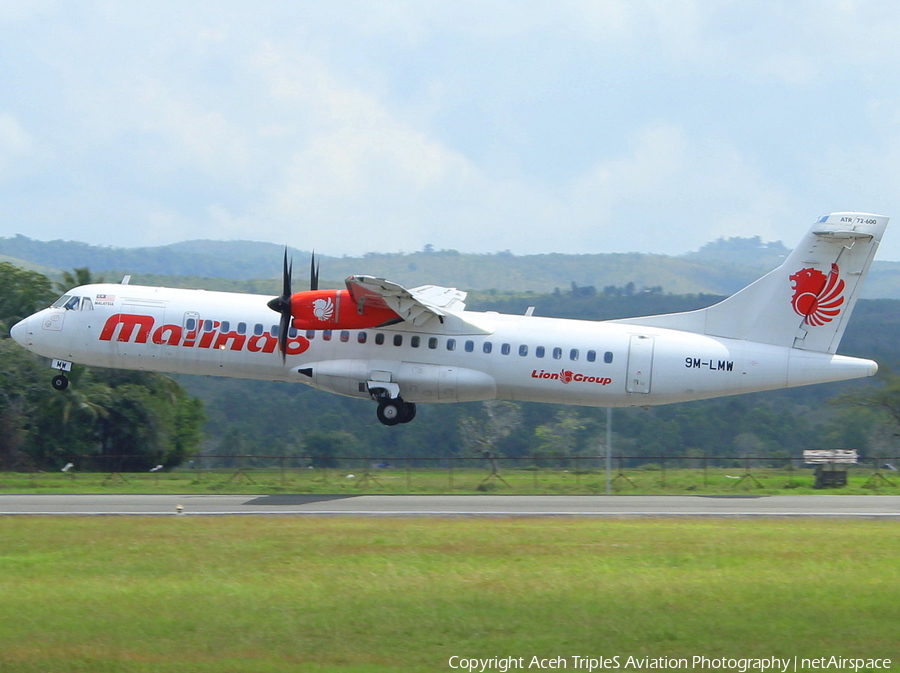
[447,338,457,351]
[465,340,474,352]
[204,320,214,331]
[289,327,299,338]
[411,336,420,348]
[323,330,332,341]
[483,342,492,354]
[393,334,403,346]
[587,350,596,362]
[221,321,230,332]
[375,333,385,345]
[271,324,279,338]
[552,347,562,359]
[358,332,367,344]
[428,337,438,349]
[306,330,315,340]
[536,346,545,358]
[570,349,579,361]
[501,343,511,355]
[604,351,614,363]
[340,330,350,342]
[238,322,247,335]
[519,345,528,356]
[254,323,263,336]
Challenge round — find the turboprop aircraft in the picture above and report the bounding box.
[8,212,888,425]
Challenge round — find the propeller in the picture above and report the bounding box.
[267,248,293,361]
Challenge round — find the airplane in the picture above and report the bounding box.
[8,212,888,426]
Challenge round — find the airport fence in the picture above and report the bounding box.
[7,452,899,494]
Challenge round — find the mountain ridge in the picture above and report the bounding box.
[3,233,900,298]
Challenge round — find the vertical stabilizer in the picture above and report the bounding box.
[613,212,888,354]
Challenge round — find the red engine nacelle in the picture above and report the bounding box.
[290,290,400,330]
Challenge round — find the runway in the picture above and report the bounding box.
[1,494,900,516]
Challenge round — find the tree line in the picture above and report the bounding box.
[0,263,204,471]
[2,263,899,472]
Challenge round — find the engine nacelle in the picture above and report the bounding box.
[290,290,401,330]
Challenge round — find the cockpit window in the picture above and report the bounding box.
[52,295,90,311]
[52,295,82,310]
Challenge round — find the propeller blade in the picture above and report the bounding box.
[283,248,293,299]
[278,309,291,362]
[266,247,294,362]
[310,252,319,291]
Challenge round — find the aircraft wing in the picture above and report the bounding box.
[344,275,468,327]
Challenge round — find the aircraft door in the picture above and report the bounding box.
[116,301,166,364]
[626,335,654,394]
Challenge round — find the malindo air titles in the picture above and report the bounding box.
[99,313,311,355]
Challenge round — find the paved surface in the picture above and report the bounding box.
[1,494,900,516]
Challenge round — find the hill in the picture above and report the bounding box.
[4,233,900,298]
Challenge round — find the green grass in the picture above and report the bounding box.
[0,466,897,495]
[0,518,898,672]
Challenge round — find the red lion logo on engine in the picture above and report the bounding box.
[789,264,845,326]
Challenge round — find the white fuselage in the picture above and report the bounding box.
[11,283,877,409]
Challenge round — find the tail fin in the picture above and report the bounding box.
[613,212,889,354]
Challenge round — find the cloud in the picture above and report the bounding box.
[1,1,899,259]
[0,114,32,175]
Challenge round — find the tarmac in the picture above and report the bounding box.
[1,493,900,516]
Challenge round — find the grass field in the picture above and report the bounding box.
[1,465,897,495]
[0,517,897,672]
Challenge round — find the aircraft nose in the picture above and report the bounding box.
[9,317,29,346]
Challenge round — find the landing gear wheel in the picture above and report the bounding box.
[400,402,416,424]
[52,374,69,391]
[376,399,416,426]
[377,399,404,426]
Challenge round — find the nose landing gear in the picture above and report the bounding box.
[50,359,73,391]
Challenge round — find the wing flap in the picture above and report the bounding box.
[345,275,467,327]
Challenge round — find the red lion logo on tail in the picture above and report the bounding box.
[789,264,845,326]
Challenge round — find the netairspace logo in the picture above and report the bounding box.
[446,655,892,672]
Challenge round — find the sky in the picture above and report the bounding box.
[2,1,900,258]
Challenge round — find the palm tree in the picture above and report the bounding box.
[54,267,104,293]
